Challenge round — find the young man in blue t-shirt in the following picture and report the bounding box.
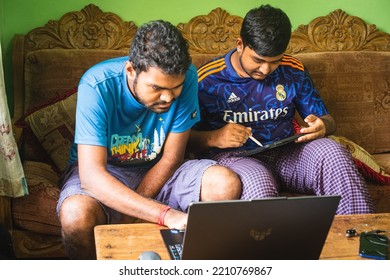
[189,5,373,215]
[57,20,242,259]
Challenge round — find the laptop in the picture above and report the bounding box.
[238,134,303,157]
[160,195,340,260]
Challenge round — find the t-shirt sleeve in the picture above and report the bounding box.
[294,68,329,119]
[169,64,200,133]
[74,83,108,147]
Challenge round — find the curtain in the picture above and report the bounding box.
[0,44,28,197]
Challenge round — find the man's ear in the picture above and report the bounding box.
[236,38,244,53]
[125,61,136,80]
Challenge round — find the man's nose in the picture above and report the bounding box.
[260,62,272,75]
[160,90,174,102]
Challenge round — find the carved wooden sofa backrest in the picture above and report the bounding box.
[287,9,390,53]
[13,4,137,121]
[177,8,242,68]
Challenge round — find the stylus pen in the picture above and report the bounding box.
[228,120,263,147]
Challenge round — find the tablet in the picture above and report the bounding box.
[238,134,303,157]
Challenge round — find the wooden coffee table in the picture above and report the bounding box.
[94,213,390,260]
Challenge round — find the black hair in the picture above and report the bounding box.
[240,4,292,56]
[128,20,191,75]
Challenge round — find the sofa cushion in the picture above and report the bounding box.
[295,51,390,155]
[18,89,77,172]
[372,153,390,172]
[329,135,390,184]
[12,161,61,236]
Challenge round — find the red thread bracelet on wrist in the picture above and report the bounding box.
[157,206,171,226]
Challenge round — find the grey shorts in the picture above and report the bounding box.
[57,159,216,223]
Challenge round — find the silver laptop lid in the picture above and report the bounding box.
[181,195,340,260]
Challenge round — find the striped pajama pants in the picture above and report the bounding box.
[212,138,374,215]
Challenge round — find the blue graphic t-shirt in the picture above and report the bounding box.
[195,49,329,152]
[69,56,199,167]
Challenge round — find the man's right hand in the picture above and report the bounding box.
[213,122,252,148]
[163,208,188,230]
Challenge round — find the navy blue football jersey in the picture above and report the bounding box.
[195,49,329,151]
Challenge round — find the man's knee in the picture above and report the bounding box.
[59,195,105,259]
[201,165,242,201]
[59,195,106,231]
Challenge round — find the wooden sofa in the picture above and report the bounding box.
[1,4,389,259]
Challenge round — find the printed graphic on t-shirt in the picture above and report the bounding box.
[108,124,165,164]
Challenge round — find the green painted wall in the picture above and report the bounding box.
[2,0,390,112]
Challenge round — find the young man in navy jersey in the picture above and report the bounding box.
[189,4,373,215]
[57,20,241,259]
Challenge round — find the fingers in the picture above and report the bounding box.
[226,123,252,147]
[299,115,326,140]
[304,114,317,124]
[165,209,187,230]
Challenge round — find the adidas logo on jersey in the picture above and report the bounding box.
[227,92,240,103]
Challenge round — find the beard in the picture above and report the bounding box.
[238,53,267,81]
[130,75,173,114]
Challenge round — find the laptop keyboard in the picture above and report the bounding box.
[168,243,183,260]
[160,229,185,260]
